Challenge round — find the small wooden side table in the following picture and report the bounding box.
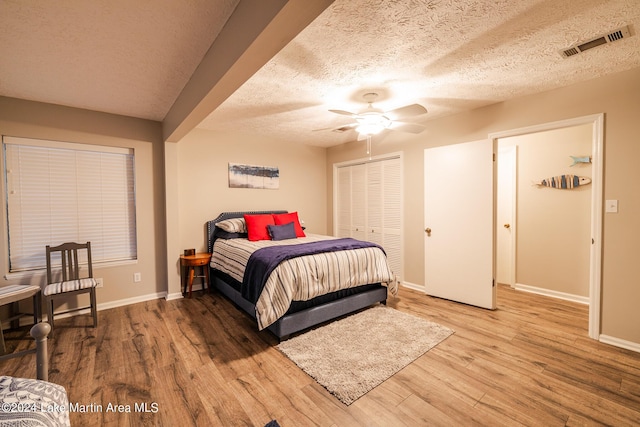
[180,253,212,298]
[0,284,41,358]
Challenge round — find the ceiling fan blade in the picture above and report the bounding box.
[385,104,427,120]
[389,121,426,134]
[333,123,358,133]
[313,122,358,132]
[329,109,358,117]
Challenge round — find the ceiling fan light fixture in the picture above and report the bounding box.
[355,113,391,135]
[326,92,426,144]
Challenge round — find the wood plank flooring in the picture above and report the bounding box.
[1,284,639,426]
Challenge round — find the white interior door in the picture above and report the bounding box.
[496,145,516,286]
[424,139,496,309]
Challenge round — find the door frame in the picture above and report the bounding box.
[489,113,604,340]
[496,145,517,287]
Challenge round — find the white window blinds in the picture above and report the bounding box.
[3,136,137,272]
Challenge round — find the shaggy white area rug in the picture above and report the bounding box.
[276,305,454,405]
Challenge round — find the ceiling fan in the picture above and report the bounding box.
[328,92,427,157]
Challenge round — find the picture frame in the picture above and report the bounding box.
[228,163,279,189]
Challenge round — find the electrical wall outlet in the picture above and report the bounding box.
[134,272,141,283]
[95,278,104,288]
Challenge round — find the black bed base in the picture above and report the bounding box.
[213,275,387,340]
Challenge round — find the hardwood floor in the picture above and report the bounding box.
[2,284,639,426]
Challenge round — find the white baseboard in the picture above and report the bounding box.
[400,281,424,293]
[97,292,168,312]
[165,282,208,301]
[6,289,199,329]
[514,283,589,305]
[42,291,168,322]
[165,292,184,301]
[599,334,640,353]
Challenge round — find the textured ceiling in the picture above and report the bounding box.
[198,0,640,147]
[1,0,639,148]
[0,0,240,121]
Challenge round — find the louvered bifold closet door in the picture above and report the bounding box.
[335,156,403,283]
[350,164,367,241]
[382,157,402,282]
[337,167,352,238]
[367,161,383,246]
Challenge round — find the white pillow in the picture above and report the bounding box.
[216,218,247,233]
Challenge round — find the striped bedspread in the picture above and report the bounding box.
[211,234,396,330]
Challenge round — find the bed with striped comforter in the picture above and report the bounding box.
[211,233,396,330]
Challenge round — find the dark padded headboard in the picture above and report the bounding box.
[206,210,288,253]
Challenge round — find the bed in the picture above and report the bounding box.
[206,210,397,340]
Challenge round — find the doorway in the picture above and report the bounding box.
[490,114,604,339]
[496,145,516,287]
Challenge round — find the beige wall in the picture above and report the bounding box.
[163,128,328,298]
[0,97,167,311]
[327,66,640,345]
[173,126,327,257]
[500,125,592,297]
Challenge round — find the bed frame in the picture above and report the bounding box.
[0,322,51,380]
[206,211,388,340]
[0,322,70,426]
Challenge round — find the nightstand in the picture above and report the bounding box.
[180,253,212,298]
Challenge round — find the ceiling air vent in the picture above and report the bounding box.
[560,25,633,58]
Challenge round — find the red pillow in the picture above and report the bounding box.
[273,212,306,237]
[244,214,275,241]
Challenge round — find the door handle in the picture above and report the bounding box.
[504,224,511,229]
[425,227,431,236]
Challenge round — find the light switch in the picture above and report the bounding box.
[605,200,618,213]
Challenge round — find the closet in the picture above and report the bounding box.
[335,155,402,283]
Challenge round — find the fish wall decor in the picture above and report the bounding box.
[569,155,592,166]
[534,174,591,189]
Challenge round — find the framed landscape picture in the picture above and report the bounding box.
[228,163,279,189]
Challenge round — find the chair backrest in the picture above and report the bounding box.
[45,242,93,284]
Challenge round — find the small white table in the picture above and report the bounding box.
[0,284,41,358]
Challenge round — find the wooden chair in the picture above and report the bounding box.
[44,242,98,336]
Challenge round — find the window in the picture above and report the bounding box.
[3,136,137,272]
